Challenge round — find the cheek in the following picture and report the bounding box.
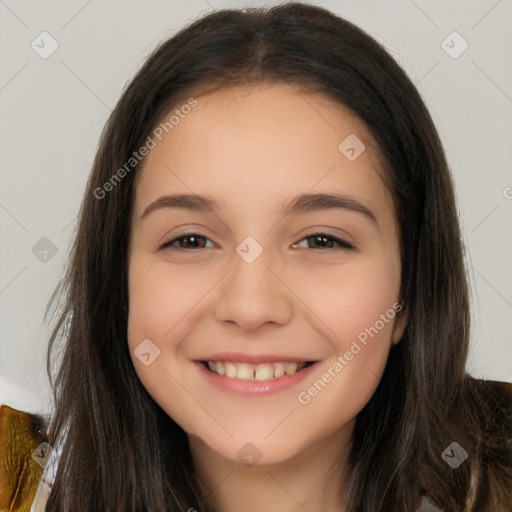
[293,256,401,407]
[299,254,401,345]
[126,259,207,434]
[126,260,192,387]
[127,259,203,343]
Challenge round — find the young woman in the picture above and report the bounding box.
[3,3,510,511]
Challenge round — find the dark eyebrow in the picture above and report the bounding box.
[140,192,378,226]
[141,194,220,219]
[281,192,377,225]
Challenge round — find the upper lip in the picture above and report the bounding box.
[197,352,317,364]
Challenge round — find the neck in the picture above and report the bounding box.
[188,423,353,512]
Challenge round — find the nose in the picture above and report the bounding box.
[213,244,294,332]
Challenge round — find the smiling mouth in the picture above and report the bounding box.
[202,360,315,381]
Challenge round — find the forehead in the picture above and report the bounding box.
[133,83,392,222]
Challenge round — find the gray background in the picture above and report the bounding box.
[1,0,511,415]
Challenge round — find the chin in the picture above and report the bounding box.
[201,435,307,468]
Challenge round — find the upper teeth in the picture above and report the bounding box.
[207,361,307,381]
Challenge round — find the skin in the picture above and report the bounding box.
[127,83,406,512]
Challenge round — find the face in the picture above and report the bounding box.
[127,83,405,467]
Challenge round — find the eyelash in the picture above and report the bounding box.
[159,232,355,251]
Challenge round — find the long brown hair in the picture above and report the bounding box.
[45,3,512,511]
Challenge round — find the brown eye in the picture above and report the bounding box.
[160,234,214,250]
[294,233,355,250]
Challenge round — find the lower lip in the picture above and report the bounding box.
[194,361,319,396]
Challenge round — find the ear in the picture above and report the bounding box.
[391,308,407,345]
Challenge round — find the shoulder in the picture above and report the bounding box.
[0,403,47,511]
[462,378,512,510]
[470,378,512,405]
[473,377,512,454]
[419,379,512,512]
[465,378,512,438]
